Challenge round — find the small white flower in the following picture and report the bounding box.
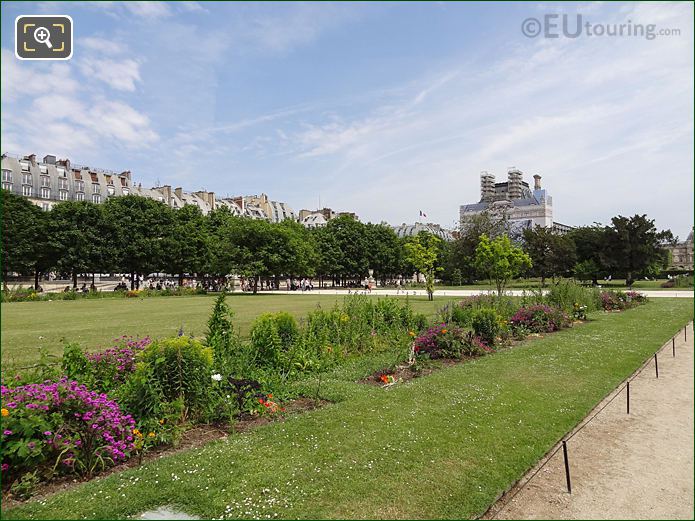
[211,373,222,381]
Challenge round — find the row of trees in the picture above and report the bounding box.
[1,192,418,292]
[441,212,674,287]
[2,190,674,293]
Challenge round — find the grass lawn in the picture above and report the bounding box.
[0,294,451,366]
[4,298,692,520]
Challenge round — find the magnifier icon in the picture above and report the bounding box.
[33,26,53,49]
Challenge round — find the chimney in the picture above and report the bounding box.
[174,187,183,200]
[43,155,56,165]
[57,158,71,170]
[207,192,215,209]
[480,171,495,203]
[533,174,542,190]
[121,170,131,181]
[160,185,172,203]
[26,154,37,165]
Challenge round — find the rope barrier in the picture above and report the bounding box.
[486,320,691,519]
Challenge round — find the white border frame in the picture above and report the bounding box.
[15,14,74,61]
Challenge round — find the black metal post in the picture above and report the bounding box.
[562,440,572,494]
[673,337,676,357]
[626,381,630,414]
[685,325,687,343]
[654,353,659,378]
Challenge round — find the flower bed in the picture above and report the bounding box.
[414,324,491,359]
[1,379,135,493]
[600,290,648,311]
[509,305,571,334]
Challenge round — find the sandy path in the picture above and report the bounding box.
[486,323,694,520]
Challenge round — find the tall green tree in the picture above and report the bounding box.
[1,190,51,290]
[404,231,442,301]
[444,211,509,284]
[49,201,113,288]
[365,223,404,285]
[164,204,209,286]
[323,215,369,284]
[103,195,174,289]
[601,214,672,288]
[522,226,576,285]
[475,234,532,297]
[567,225,607,285]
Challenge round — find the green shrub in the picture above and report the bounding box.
[471,308,501,345]
[205,292,240,371]
[546,280,600,314]
[137,336,214,421]
[250,313,300,369]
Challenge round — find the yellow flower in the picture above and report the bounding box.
[408,331,416,337]
[1,408,8,417]
[158,419,165,425]
[148,432,155,438]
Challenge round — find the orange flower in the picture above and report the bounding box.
[380,374,390,383]
[1,408,8,417]
[441,329,448,334]
[267,393,273,399]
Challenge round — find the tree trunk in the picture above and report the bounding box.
[253,276,258,294]
[34,269,41,291]
[179,272,184,287]
[72,271,78,289]
[130,271,135,290]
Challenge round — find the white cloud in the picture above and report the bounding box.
[123,1,171,18]
[80,36,127,55]
[78,57,141,91]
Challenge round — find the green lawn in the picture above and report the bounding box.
[4,298,692,520]
[0,294,450,366]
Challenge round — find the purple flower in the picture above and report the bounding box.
[27,442,36,449]
[1,463,9,472]
[3,430,12,436]
[43,431,52,436]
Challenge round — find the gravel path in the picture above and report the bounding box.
[486,322,694,520]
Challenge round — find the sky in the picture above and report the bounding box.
[2,1,693,238]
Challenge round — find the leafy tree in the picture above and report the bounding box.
[365,223,404,285]
[275,219,317,282]
[522,226,576,284]
[221,217,279,293]
[103,195,174,289]
[164,204,209,286]
[48,201,114,288]
[475,234,532,296]
[323,215,369,284]
[444,211,509,284]
[1,190,51,290]
[567,225,607,285]
[404,231,442,300]
[312,226,342,287]
[601,214,672,288]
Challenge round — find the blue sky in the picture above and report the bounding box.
[2,1,693,238]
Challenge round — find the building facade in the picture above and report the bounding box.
[2,153,132,211]
[665,229,694,272]
[460,168,571,234]
[2,152,297,223]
